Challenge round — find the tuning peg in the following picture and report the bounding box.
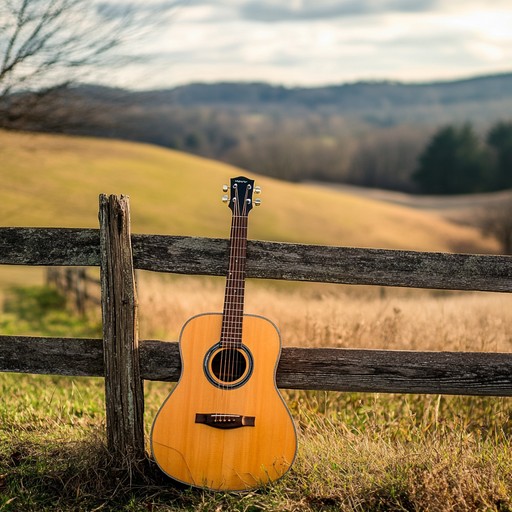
[254,198,261,206]
[222,195,229,203]
[222,184,229,192]
[254,186,261,194]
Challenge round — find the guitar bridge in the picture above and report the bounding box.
[195,413,255,429]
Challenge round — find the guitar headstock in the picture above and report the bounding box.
[222,176,261,215]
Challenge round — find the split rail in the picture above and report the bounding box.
[1,194,511,469]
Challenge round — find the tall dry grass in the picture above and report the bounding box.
[137,272,512,353]
[136,273,512,510]
[1,277,510,510]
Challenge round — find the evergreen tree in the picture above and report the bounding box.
[487,121,512,190]
[413,124,488,194]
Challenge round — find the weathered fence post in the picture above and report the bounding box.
[99,194,145,470]
[74,268,87,316]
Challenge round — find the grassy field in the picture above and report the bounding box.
[136,273,512,353]
[1,131,511,510]
[1,280,511,511]
[0,128,500,291]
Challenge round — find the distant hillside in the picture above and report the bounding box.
[69,72,512,113]
[6,71,512,132]
[130,72,512,114]
[3,72,512,193]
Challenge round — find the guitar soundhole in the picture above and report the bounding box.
[204,344,253,389]
[211,349,246,382]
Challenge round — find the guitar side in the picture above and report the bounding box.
[150,313,297,491]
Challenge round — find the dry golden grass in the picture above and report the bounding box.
[136,274,512,510]
[291,407,512,512]
[2,129,511,510]
[137,273,512,353]
[0,127,497,249]
[1,278,511,510]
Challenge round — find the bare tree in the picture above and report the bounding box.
[0,0,176,124]
[476,200,512,254]
[346,125,432,191]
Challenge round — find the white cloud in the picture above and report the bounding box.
[101,0,512,89]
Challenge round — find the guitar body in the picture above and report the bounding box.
[151,312,297,491]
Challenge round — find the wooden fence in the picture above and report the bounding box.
[46,266,101,315]
[1,194,512,471]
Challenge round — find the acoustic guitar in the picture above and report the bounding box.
[151,176,297,491]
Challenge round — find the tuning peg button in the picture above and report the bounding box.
[222,184,229,192]
[254,198,261,206]
[254,186,261,194]
[222,195,229,203]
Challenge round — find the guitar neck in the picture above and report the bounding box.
[220,213,248,348]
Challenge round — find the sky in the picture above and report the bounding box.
[106,0,512,90]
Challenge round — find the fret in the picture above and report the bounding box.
[221,208,249,347]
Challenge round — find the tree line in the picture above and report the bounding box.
[1,0,512,198]
[414,121,512,194]
[2,80,511,197]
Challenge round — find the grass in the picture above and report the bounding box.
[136,273,512,353]
[0,130,510,508]
[0,128,500,291]
[1,377,511,511]
[1,281,511,510]
[0,286,101,337]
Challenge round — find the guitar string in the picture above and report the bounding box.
[224,186,246,420]
[224,190,238,400]
[219,186,237,413]
[232,209,242,389]
[217,189,230,420]
[221,185,240,420]
[230,186,250,422]
[220,183,250,422]
[228,185,249,401]
[220,183,241,417]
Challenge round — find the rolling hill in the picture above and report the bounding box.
[5,72,512,193]
[130,72,512,116]
[26,72,512,120]
[0,129,499,287]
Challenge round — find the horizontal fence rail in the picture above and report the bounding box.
[2,193,512,474]
[47,267,101,315]
[1,227,512,292]
[1,335,511,397]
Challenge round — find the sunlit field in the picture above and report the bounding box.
[137,273,512,353]
[1,275,511,510]
[1,129,511,509]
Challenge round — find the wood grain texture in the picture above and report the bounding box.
[276,347,512,396]
[143,342,512,396]
[0,227,99,265]
[99,195,145,465]
[1,228,511,291]
[150,313,297,491]
[2,336,511,397]
[132,235,512,292]
[0,335,103,376]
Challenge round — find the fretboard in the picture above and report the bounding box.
[220,214,248,348]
